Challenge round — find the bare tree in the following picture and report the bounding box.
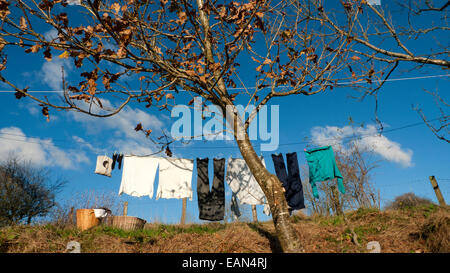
[0,0,447,251]
[0,154,66,226]
[414,87,449,143]
[302,124,380,216]
[335,143,380,211]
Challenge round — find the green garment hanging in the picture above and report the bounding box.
[304,146,345,199]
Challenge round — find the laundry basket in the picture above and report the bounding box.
[76,209,100,231]
[102,216,146,231]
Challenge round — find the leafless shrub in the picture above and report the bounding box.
[385,192,435,210]
[48,190,122,228]
[418,209,450,253]
[302,141,380,216]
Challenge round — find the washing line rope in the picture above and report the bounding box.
[0,74,448,93]
[0,116,444,152]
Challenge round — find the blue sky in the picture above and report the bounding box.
[0,1,449,224]
[1,69,448,224]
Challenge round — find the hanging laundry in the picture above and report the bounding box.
[225,157,270,218]
[197,158,225,221]
[304,146,345,199]
[111,153,118,170]
[119,156,159,198]
[95,155,113,177]
[156,157,194,200]
[230,192,241,220]
[117,153,124,170]
[271,152,305,212]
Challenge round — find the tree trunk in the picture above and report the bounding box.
[226,107,303,253]
[195,0,302,252]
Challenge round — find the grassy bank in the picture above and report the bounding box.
[1,205,448,253]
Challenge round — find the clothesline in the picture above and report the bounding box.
[95,145,344,222]
[0,73,447,93]
[0,115,443,156]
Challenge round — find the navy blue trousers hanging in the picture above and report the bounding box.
[196,158,225,221]
[271,152,305,212]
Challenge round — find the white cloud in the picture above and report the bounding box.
[44,29,58,41]
[17,101,60,122]
[310,124,413,167]
[71,99,164,138]
[367,0,381,6]
[41,58,72,91]
[0,127,89,169]
[67,0,81,5]
[69,99,165,156]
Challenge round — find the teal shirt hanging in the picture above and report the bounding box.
[304,146,345,198]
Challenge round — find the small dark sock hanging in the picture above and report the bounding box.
[111,153,118,170]
[117,153,124,170]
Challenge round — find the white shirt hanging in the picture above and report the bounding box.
[156,157,194,200]
[119,156,159,198]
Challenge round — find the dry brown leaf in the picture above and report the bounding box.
[30,44,41,53]
[43,47,52,61]
[87,78,97,95]
[177,11,187,25]
[20,17,27,30]
[263,58,272,65]
[111,3,120,14]
[117,46,127,58]
[185,70,196,77]
[134,123,143,131]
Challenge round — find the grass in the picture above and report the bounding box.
[0,205,448,253]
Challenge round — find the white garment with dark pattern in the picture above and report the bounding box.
[95,155,113,177]
[225,157,270,216]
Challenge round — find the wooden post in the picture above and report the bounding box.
[252,205,258,223]
[331,185,343,216]
[378,189,381,210]
[429,176,446,206]
[123,201,128,216]
[180,197,187,226]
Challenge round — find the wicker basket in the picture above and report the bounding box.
[102,216,146,231]
[76,209,100,231]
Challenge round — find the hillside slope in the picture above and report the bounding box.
[0,206,448,253]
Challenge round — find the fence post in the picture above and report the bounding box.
[123,201,128,216]
[378,189,381,210]
[181,197,187,225]
[68,207,74,226]
[331,185,343,216]
[429,176,446,206]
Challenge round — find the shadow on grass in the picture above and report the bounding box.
[246,223,283,253]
